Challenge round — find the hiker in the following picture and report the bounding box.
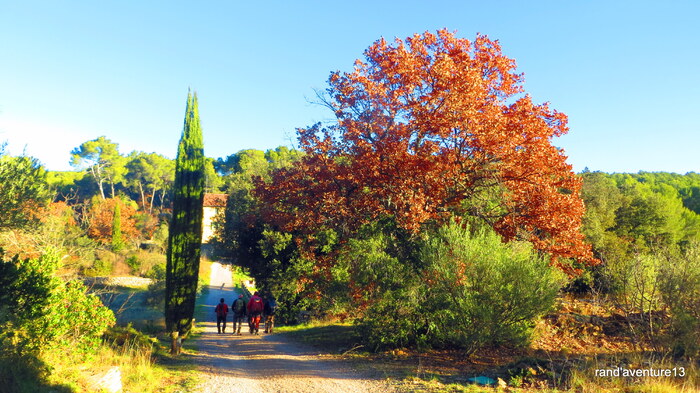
[247,291,264,335]
[231,293,247,335]
[214,298,229,334]
[263,295,278,334]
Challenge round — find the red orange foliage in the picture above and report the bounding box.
[257,30,595,271]
[86,197,139,244]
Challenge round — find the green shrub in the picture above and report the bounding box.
[420,222,565,352]
[354,221,565,353]
[0,249,115,356]
[658,243,700,357]
[84,257,114,277]
[126,255,140,273]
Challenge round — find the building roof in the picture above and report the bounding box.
[203,193,228,207]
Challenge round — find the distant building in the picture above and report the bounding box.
[202,193,227,244]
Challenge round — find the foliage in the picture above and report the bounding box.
[112,202,125,252]
[127,251,166,277]
[658,243,700,357]
[580,171,700,289]
[580,171,700,355]
[165,91,206,352]
[256,30,595,275]
[71,136,127,200]
[124,151,175,213]
[354,221,565,352]
[0,249,115,356]
[85,196,139,246]
[0,146,51,231]
[83,254,115,276]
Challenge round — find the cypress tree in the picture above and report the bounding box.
[165,90,205,354]
[111,202,124,252]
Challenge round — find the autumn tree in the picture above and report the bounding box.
[165,91,205,355]
[257,30,594,272]
[85,197,139,244]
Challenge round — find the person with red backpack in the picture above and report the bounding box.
[214,298,229,334]
[247,291,264,335]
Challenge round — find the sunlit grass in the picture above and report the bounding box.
[198,259,212,287]
[41,337,200,392]
[276,321,363,355]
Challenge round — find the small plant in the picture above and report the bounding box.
[126,255,140,273]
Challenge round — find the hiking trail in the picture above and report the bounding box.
[193,262,394,393]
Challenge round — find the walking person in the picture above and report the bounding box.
[263,295,278,334]
[214,298,229,334]
[231,294,247,335]
[247,291,264,335]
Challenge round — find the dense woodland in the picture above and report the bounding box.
[1,30,698,391]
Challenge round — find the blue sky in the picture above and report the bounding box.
[1,1,698,173]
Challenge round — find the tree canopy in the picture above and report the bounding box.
[257,30,594,272]
[0,146,51,231]
[70,136,126,200]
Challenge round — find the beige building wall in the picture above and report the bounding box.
[201,206,221,244]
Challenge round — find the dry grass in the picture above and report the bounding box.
[41,327,201,392]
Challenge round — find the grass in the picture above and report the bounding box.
[276,321,363,354]
[21,325,201,393]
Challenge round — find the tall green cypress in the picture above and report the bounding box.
[165,90,205,354]
[111,202,124,252]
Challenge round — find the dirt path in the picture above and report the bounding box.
[194,262,394,393]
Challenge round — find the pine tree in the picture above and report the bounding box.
[165,91,205,354]
[111,202,124,252]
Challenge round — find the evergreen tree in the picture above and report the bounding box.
[165,91,205,354]
[111,203,124,252]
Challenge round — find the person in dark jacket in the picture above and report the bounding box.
[263,295,278,334]
[231,294,247,335]
[214,298,229,334]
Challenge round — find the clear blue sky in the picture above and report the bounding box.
[1,1,698,174]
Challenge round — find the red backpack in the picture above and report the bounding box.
[215,303,228,316]
[249,297,263,313]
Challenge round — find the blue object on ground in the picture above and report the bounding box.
[467,376,496,385]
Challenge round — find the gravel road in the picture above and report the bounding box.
[194,262,395,393]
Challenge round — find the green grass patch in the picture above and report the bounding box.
[276,322,363,354]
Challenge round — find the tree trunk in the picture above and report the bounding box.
[170,331,181,355]
[150,186,157,214]
[139,181,146,211]
[91,166,106,200]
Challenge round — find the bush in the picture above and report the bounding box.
[83,257,114,277]
[126,255,140,273]
[355,221,565,353]
[420,222,566,352]
[658,243,700,357]
[0,249,115,356]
